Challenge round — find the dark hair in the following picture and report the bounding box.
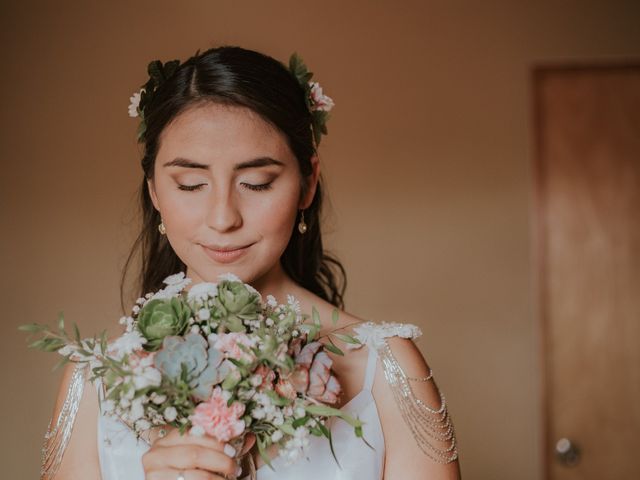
[120,46,346,311]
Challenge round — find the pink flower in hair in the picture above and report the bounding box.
[309,82,335,112]
[189,387,246,442]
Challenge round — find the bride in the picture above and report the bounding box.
[42,45,460,480]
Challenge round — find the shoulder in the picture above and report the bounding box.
[46,362,102,479]
[364,322,461,479]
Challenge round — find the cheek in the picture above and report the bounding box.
[156,185,203,238]
[246,188,299,240]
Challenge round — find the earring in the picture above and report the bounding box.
[158,221,166,235]
[298,210,308,234]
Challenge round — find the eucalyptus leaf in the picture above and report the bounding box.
[332,333,361,345]
[324,342,344,356]
[18,323,46,333]
[331,309,339,326]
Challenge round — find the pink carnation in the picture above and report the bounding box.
[214,332,256,363]
[190,387,246,442]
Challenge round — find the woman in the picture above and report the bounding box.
[43,46,460,479]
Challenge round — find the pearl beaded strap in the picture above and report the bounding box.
[41,362,87,479]
[376,338,457,464]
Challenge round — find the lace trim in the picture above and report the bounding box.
[41,362,87,479]
[348,321,422,350]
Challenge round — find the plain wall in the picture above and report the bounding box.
[1,1,639,478]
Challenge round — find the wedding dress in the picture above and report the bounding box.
[41,322,456,480]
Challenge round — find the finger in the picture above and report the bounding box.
[146,425,176,445]
[239,433,256,456]
[145,469,225,480]
[142,444,238,477]
[155,428,225,451]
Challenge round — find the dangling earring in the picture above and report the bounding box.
[158,220,166,235]
[298,210,308,234]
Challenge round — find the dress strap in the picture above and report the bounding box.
[362,343,378,391]
[41,362,88,479]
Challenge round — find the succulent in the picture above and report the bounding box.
[155,333,230,401]
[211,280,261,332]
[137,297,191,351]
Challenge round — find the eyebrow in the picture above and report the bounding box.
[162,156,285,170]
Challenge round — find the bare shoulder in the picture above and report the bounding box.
[371,334,461,479]
[45,362,102,479]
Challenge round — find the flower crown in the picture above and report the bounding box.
[128,52,334,145]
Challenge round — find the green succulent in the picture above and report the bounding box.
[137,297,191,351]
[212,281,261,332]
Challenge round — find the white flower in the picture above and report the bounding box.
[286,295,301,314]
[128,89,143,118]
[129,398,145,421]
[109,330,147,359]
[188,282,218,302]
[251,407,266,420]
[218,272,241,282]
[150,392,167,405]
[281,426,311,465]
[309,82,334,112]
[271,430,283,442]
[134,419,151,431]
[133,367,162,389]
[197,308,211,320]
[190,425,205,437]
[57,344,77,357]
[266,295,278,308]
[162,272,192,293]
[163,406,178,422]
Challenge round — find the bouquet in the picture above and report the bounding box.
[21,272,365,470]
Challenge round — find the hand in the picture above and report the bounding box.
[142,426,243,480]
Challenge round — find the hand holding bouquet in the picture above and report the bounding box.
[22,272,365,472]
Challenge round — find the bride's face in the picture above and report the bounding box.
[147,102,317,285]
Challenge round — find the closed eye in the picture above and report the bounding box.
[177,183,206,192]
[242,182,273,192]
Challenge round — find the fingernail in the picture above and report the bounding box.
[223,443,237,457]
[236,465,243,477]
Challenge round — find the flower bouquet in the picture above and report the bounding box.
[21,272,365,474]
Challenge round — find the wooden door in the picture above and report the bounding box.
[535,65,640,479]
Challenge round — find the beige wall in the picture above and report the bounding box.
[1,1,638,478]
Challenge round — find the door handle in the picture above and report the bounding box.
[555,438,581,467]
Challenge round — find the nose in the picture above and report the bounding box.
[205,187,243,233]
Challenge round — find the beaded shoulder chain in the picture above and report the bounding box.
[40,362,87,479]
[349,321,458,464]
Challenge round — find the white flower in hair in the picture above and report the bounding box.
[128,89,144,118]
[309,82,334,112]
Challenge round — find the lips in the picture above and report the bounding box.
[201,243,253,264]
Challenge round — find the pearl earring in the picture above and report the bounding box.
[298,210,308,234]
[158,221,166,235]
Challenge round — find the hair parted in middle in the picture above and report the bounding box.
[121,45,346,311]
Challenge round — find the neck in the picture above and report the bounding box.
[250,262,300,300]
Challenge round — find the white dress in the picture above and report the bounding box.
[42,321,457,480]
